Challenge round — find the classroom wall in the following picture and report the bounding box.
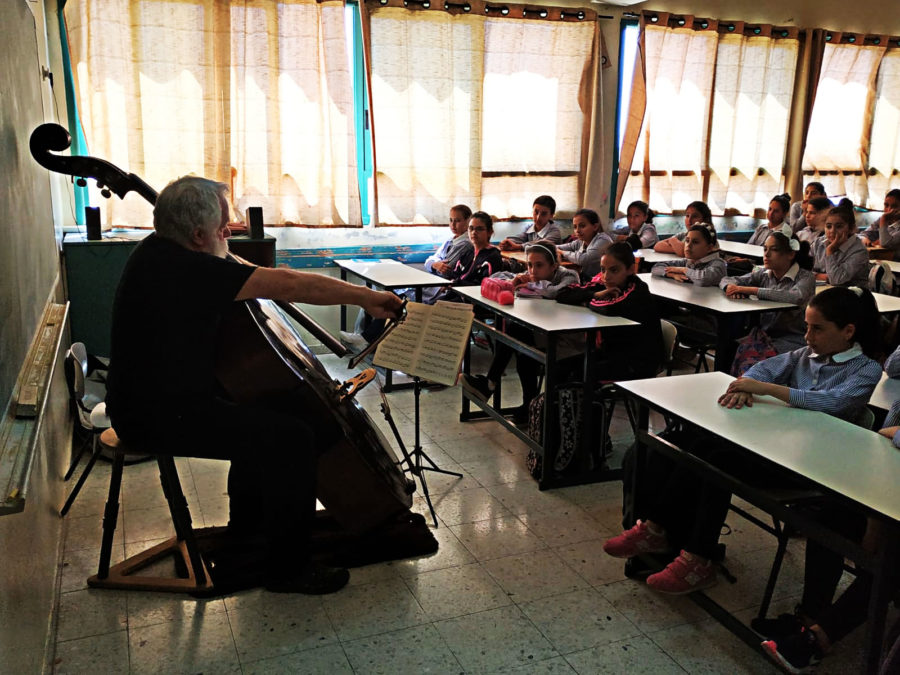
[0,1,74,672]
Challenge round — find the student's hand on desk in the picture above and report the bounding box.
[431,261,450,275]
[664,267,689,282]
[512,273,532,287]
[878,426,900,441]
[718,390,753,408]
[815,272,829,282]
[364,290,405,319]
[593,288,621,301]
[723,284,754,299]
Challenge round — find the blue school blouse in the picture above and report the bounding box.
[743,343,882,420]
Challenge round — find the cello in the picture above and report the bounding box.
[30,123,416,535]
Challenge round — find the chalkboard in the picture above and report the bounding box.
[0,1,60,409]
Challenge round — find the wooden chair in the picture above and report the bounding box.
[87,428,213,594]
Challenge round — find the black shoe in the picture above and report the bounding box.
[751,612,805,641]
[461,374,494,402]
[265,561,350,595]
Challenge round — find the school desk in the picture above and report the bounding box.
[452,285,637,489]
[869,372,900,413]
[334,258,451,391]
[620,371,900,674]
[637,273,795,371]
[717,239,764,260]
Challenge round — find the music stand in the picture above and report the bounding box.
[346,301,463,527]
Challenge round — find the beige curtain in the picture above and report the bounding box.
[368,8,485,225]
[369,8,595,223]
[621,21,718,212]
[707,30,799,214]
[867,49,900,203]
[802,38,886,207]
[65,0,359,227]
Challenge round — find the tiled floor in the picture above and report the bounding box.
[53,350,873,674]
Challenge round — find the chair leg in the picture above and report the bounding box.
[64,432,91,481]
[157,456,207,586]
[96,452,125,579]
[61,435,103,516]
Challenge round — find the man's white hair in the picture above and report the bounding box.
[154,176,229,245]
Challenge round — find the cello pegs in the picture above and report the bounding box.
[76,178,87,187]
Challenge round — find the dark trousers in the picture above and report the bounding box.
[119,392,322,581]
[486,324,540,406]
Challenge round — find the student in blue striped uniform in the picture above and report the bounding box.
[860,189,900,259]
[745,194,792,246]
[650,223,726,286]
[885,343,900,378]
[721,226,816,373]
[811,199,870,288]
[498,195,562,251]
[613,200,659,250]
[556,208,612,280]
[603,287,883,597]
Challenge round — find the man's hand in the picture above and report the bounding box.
[363,290,404,319]
[431,260,450,275]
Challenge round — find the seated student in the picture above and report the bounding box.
[788,182,827,233]
[721,226,816,373]
[613,201,659,250]
[461,241,578,423]
[860,189,900,258]
[341,204,475,347]
[885,342,900,378]
[653,201,713,257]
[557,208,612,280]
[795,195,830,244]
[650,223,726,286]
[424,204,474,277]
[603,287,883,597]
[811,199,869,288]
[746,194,792,246]
[555,243,663,381]
[451,211,504,285]
[498,195,562,251]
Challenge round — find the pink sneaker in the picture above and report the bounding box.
[602,520,669,559]
[646,550,716,595]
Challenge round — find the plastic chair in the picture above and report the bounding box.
[61,344,111,516]
[660,320,678,376]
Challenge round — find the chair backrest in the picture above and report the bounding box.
[64,346,93,429]
[660,319,678,365]
[853,406,876,431]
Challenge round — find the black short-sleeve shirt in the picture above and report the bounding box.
[106,233,255,432]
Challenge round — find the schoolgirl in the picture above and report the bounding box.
[650,223,726,286]
[603,287,883,597]
[450,211,504,286]
[556,242,663,380]
[613,200,659,250]
[720,225,816,372]
[794,195,830,244]
[557,208,612,280]
[461,241,578,422]
[746,194,792,246]
[811,199,869,288]
[861,189,900,258]
[653,201,713,256]
[788,182,826,233]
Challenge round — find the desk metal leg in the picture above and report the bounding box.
[340,269,348,332]
[539,339,558,490]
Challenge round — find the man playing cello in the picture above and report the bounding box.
[106,176,402,594]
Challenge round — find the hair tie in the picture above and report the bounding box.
[525,243,556,261]
[849,286,863,297]
[779,223,792,238]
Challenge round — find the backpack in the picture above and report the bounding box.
[869,261,898,296]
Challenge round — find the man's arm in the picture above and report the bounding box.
[236,267,403,318]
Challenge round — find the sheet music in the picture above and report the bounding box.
[374,301,473,386]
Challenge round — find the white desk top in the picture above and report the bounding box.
[870,372,900,412]
[814,283,900,314]
[637,273,795,314]
[453,285,637,333]
[334,258,451,289]
[636,249,674,264]
[718,240,764,258]
[620,371,900,522]
[879,260,900,274]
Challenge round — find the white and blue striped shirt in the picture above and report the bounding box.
[744,343,882,420]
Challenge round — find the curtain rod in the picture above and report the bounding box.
[367,0,605,21]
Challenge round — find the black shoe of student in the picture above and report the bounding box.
[751,611,805,641]
[265,560,350,595]
[511,405,530,427]
[461,374,493,402]
[761,628,823,673]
